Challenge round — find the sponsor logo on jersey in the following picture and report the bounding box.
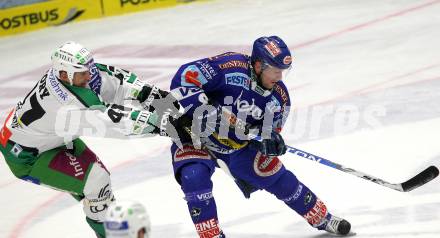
[48,70,69,102]
[219,60,249,70]
[220,108,247,132]
[195,218,221,237]
[66,152,85,177]
[174,144,210,162]
[264,41,282,57]
[303,199,328,227]
[225,72,250,90]
[197,61,217,80]
[48,148,99,181]
[181,65,208,87]
[281,184,303,203]
[253,152,283,177]
[212,132,248,150]
[273,84,288,112]
[233,91,263,119]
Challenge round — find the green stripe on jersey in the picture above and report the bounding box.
[62,82,104,108]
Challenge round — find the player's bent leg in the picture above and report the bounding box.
[9,139,114,238]
[82,162,115,238]
[265,170,351,235]
[179,163,223,238]
[171,143,224,237]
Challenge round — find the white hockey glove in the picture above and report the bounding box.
[129,110,158,135]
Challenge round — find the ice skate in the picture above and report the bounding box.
[324,215,351,236]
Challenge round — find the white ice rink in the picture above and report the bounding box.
[1,0,440,237]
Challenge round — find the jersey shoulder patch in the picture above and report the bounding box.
[213,53,250,71]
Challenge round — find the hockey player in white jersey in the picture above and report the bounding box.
[0,42,171,238]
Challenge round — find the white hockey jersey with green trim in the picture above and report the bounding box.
[2,63,155,154]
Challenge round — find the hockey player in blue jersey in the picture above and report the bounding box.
[166,36,351,237]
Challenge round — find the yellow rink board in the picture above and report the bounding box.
[102,0,180,16]
[0,0,102,37]
[0,0,205,37]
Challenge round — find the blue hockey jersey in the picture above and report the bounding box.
[170,52,291,154]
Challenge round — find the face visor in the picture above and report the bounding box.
[261,62,292,83]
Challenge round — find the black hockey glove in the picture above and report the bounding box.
[249,130,287,157]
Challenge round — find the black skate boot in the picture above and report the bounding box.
[324,215,351,235]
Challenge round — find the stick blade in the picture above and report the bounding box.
[401,166,439,192]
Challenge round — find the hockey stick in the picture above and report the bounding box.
[284,144,439,192]
[142,88,439,192]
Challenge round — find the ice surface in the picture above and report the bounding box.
[1,0,440,237]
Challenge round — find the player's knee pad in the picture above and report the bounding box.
[82,163,115,222]
[265,170,299,200]
[180,163,213,193]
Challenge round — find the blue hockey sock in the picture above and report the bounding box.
[265,170,330,228]
[180,163,222,237]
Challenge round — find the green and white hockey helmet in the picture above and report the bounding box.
[51,41,93,84]
[105,201,151,238]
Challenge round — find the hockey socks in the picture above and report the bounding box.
[180,163,222,238]
[86,217,106,238]
[265,170,332,230]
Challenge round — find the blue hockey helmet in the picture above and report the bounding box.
[251,36,292,70]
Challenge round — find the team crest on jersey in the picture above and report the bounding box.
[181,65,208,87]
[225,72,250,90]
